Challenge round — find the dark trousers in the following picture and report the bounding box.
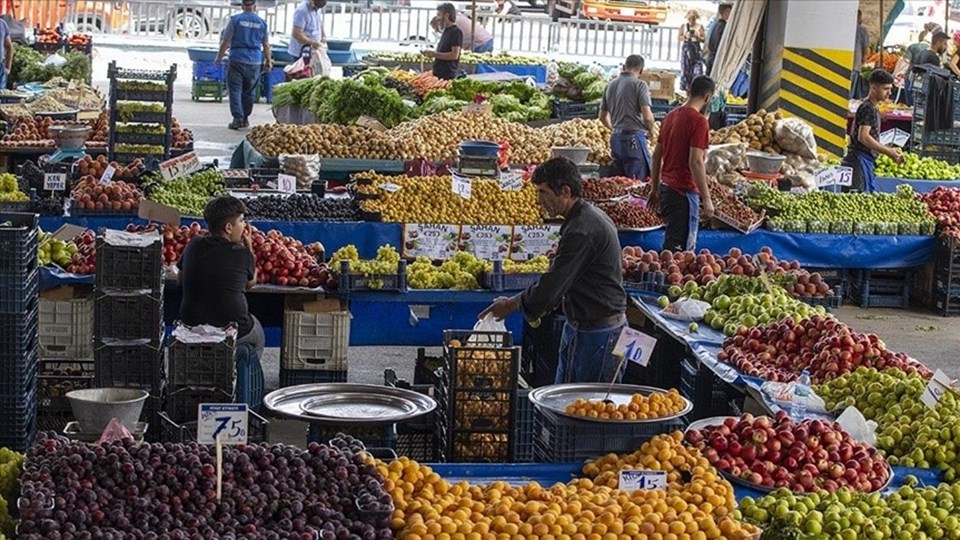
[659,184,700,251]
[609,131,652,180]
[227,61,261,122]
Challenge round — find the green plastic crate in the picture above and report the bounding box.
[191,80,224,102]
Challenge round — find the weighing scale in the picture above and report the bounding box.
[457,154,499,178]
[47,125,91,163]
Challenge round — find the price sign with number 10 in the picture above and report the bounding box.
[613,327,657,366]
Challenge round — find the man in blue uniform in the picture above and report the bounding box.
[216,0,271,130]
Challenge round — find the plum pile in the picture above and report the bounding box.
[17,433,395,540]
[244,195,358,222]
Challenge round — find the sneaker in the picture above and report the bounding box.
[228,119,243,130]
[242,119,250,128]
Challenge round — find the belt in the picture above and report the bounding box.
[614,129,645,134]
[570,314,625,330]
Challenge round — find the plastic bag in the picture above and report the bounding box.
[660,298,711,321]
[761,380,829,414]
[280,154,320,189]
[774,118,817,159]
[311,46,332,78]
[468,314,507,346]
[42,53,67,68]
[283,56,309,78]
[98,417,134,443]
[836,406,878,446]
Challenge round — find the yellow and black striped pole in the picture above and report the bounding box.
[780,47,855,159]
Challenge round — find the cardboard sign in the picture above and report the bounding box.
[452,173,472,200]
[159,151,202,181]
[619,470,667,491]
[100,164,116,184]
[879,128,910,148]
[198,404,248,445]
[402,223,461,259]
[276,173,297,194]
[380,182,402,193]
[462,102,493,115]
[613,327,657,366]
[499,171,523,192]
[52,223,87,242]
[460,225,512,261]
[921,369,955,409]
[814,166,853,188]
[138,199,181,225]
[510,224,561,261]
[43,172,67,191]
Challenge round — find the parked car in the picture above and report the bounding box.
[125,0,232,39]
[0,0,131,33]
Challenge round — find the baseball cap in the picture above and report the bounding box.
[242,0,256,5]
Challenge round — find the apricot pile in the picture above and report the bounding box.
[564,389,687,421]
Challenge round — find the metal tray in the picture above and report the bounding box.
[63,421,148,443]
[528,383,692,424]
[264,383,436,426]
[685,416,736,433]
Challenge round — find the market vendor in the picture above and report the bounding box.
[480,157,627,385]
[0,19,12,90]
[598,54,657,181]
[422,3,463,80]
[841,69,904,193]
[648,75,715,252]
[216,0,270,131]
[178,196,265,357]
[288,0,327,58]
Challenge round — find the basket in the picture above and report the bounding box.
[93,341,164,392]
[94,236,163,292]
[167,332,237,391]
[281,310,350,372]
[39,297,94,359]
[93,291,163,344]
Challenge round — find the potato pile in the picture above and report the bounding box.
[248,111,612,165]
[710,110,782,154]
[355,171,542,224]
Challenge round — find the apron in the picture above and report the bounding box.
[610,131,653,181]
[685,191,701,250]
[842,149,876,193]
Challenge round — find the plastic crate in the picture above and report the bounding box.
[115,111,168,124]
[93,341,164,391]
[0,403,37,451]
[936,235,960,273]
[235,343,264,412]
[337,260,407,292]
[0,307,39,381]
[191,79,225,102]
[533,406,685,463]
[447,430,511,463]
[38,359,94,413]
[94,235,163,292]
[278,368,347,387]
[167,332,236,390]
[164,386,235,424]
[0,212,38,272]
[395,431,438,462]
[680,358,744,421]
[480,269,543,292]
[442,329,519,391]
[192,60,225,81]
[934,288,960,316]
[259,66,286,104]
[848,269,914,309]
[512,388,534,463]
[0,349,38,400]
[307,423,396,449]
[93,291,163,344]
[924,129,960,147]
[281,310,350,371]
[552,100,600,120]
[113,132,167,146]
[158,410,269,444]
[39,297,94,359]
[447,389,515,432]
[0,267,38,314]
[113,88,170,103]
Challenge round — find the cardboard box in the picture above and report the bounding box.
[640,70,677,101]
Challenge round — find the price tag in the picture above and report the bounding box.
[452,173,472,199]
[814,166,853,187]
[43,172,66,191]
[499,171,523,192]
[921,369,954,409]
[197,404,249,445]
[276,173,297,194]
[613,327,657,366]
[893,128,911,148]
[100,164,115,184]
[879,129,896,146]
[510,224,561,261]
[460,225,512,261]
[402,223,461,259]
[380,182,402,193]
[159,151,202,181]
[618,470,667,491]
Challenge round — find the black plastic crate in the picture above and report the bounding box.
[307,423,396,449]
[113,89,170,103]
[38,409,73,433]
[167,334,236,391]
[93,341,164,391]
[924,129,960,147]
[108,61,177,82]
[0,405,37,451]
[113,132,168,146]
[480,262,543,291]
[395,431,438,463]
[446,430,511,463]
[680,358,744,421]
[93,291,163,343]
[0,307,39,380]
[0,212,38,269]
[552,100,599,120]
[337,260,407,293]
[38,359,95,412]
[442,329,519,391]
[94,236,163,291]
[934,290,960,316]
[278,368,347,387]
[533,406,685,463]
[512,388,534,463]
[848,269,914,309]
[164,386,235,424]
[0,267,38,314]
[936,236,960,272]
[413,348,443,386]
[158,410,269,444]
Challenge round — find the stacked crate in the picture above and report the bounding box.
[911,66,960,162]
[278,307,350,387]
[934,236,960,316]
[38,289,95,432]
[436,330,520,463]
[386,367,440,463]
[0,213,40,450]
[93,229,165,434]
[108,62,176,163]
[847,268,915,309]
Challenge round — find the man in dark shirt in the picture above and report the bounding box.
[703,2,731,76]
[178,196,264,356]
[841,69,904,193]
[914,31,948,68]
[481,158,628,384]
[422,3,463,80]
[599,54,657,180]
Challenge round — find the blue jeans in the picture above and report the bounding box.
[227,61,261,122]
[474,39,495,53]
[555,319,627,384]
[610,131,652,180]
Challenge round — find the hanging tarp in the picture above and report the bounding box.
[709,0,768,89]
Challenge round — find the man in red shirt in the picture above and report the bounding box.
[649,75,716,251]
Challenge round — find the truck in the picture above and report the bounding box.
[546,0,667,24]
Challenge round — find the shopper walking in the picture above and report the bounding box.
[841,69,904,193]
[598,54,657,180]
[480,157,627,385]
[289,0,326,59]
[215,0,270,130]
[703,3,731,77]
[422,3,463,80]
[678,10,704,92]
[648,76,716,252]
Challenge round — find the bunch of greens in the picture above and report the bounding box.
[549,61,605,102]
[271,77,321,109]
[13,48,91,84]
[305,73,413,128]
[420,79,551,122]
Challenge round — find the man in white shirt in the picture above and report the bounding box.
[289,0,326,58]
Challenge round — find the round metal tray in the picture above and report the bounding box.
[684,416,737,434]
[263,383,436,426]
[528,383,692,424]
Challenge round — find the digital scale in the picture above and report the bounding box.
[457,154,500,178]
[577,162,600,179]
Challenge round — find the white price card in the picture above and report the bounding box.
[100,164,116,184]
[510,224,561,261]
[380,182,402,193]
[921,369,954,409]
[460,225,512,261]
[880,128,911,148]
[499,171,523,192]
[276,173,297,194]
[402,223,461,259]
[618,470,667,491]
[879,129,896,146]
[452,173,472,200]
[159,151,202,181]
[613,327,657,366]
[197,404,248,445]
[43,172,66,191]
[814,166,853,187]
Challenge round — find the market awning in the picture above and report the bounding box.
[709,0,768,89]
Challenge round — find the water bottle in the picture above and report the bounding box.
[792,370,811,420]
